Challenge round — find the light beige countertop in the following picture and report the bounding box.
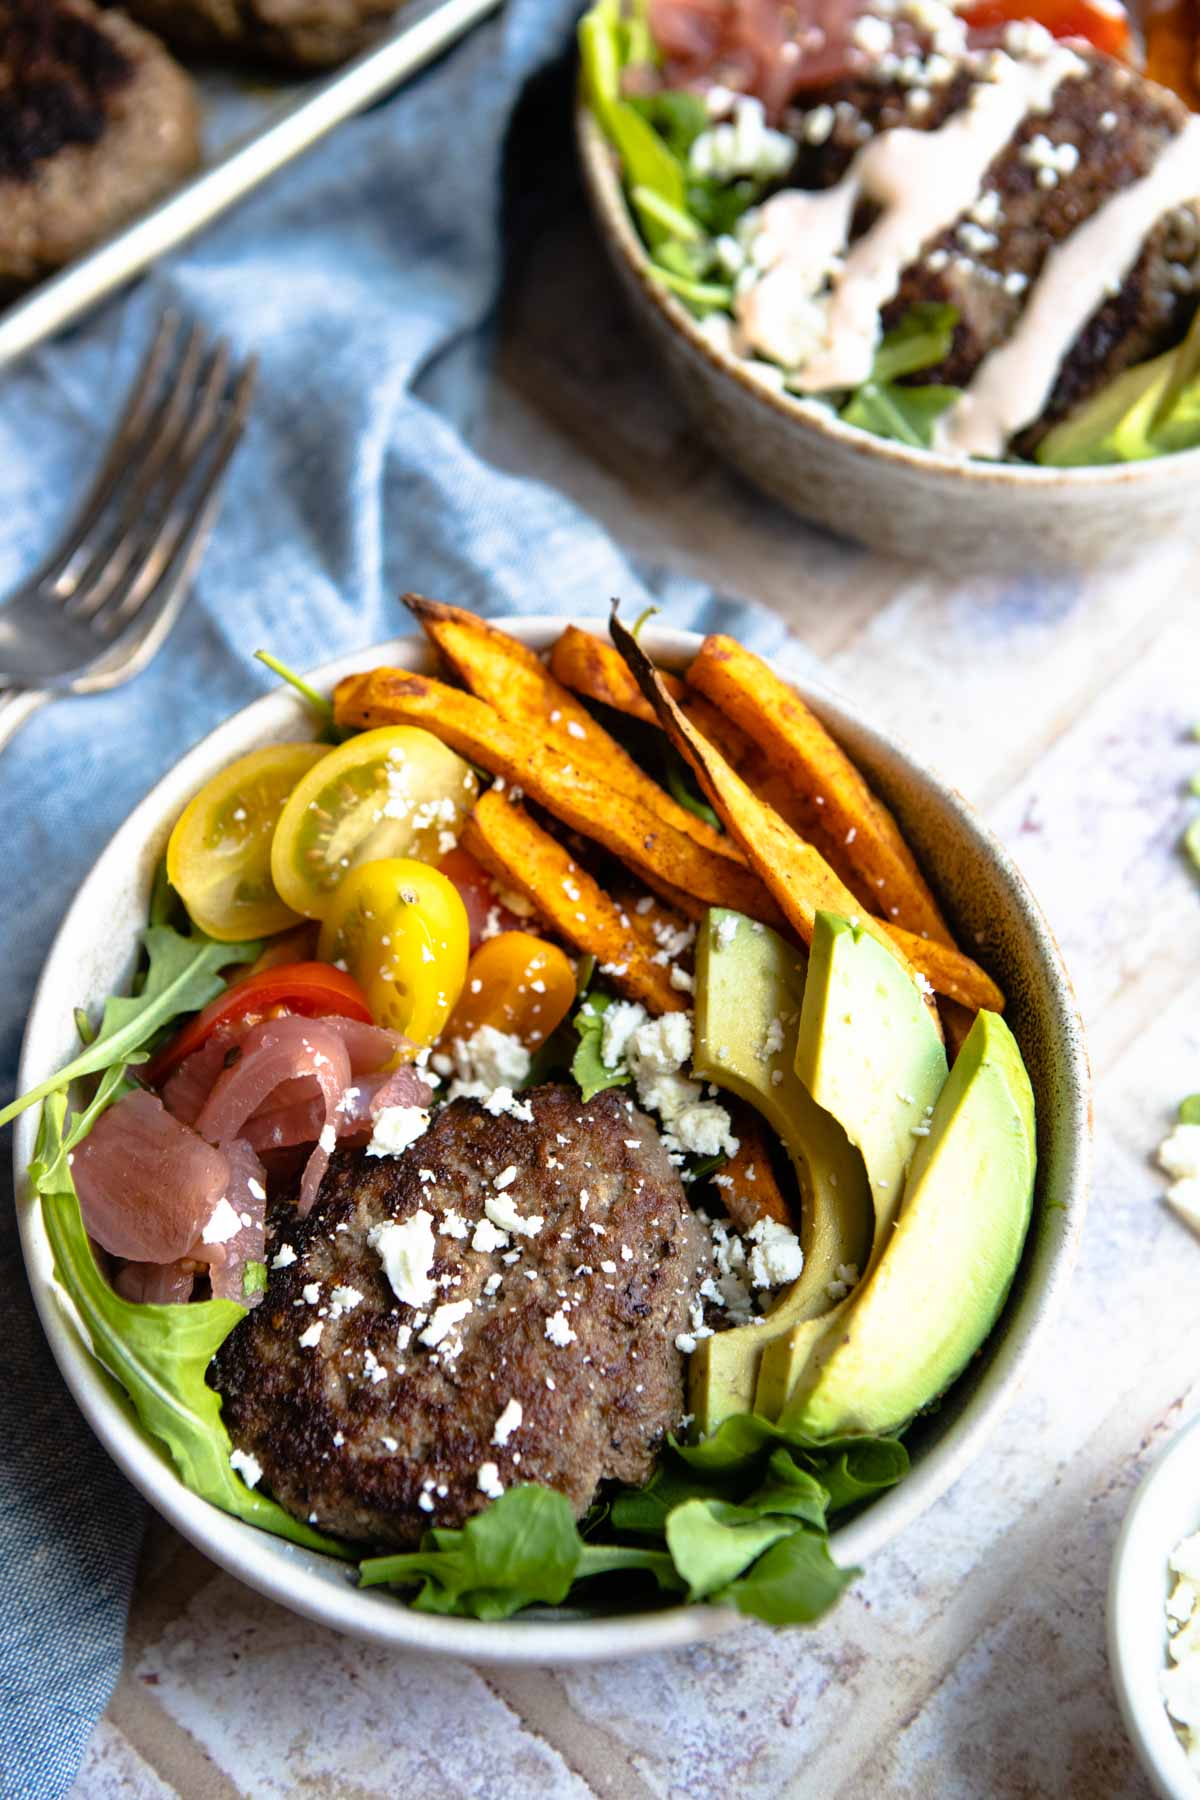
[71,211,1200,1800]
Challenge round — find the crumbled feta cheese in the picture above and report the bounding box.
[298,1321,324,1349]
[826,1261,861,1302]
[477,1461,505,1500]
[1163,1532,1200,1758]
[439,1211,470,1240]
[271,1243,297,1270]
[472,1217,510,1253]
[366,1105,431,1159]
[493,1165,518,1190]
[485,1192,544,1238]
[747,1217,805,1289]
[368,1210,438,1309]
[668,1102,739,1160]
[629,1011,693,1077]
[483,1086,535,1123]
[419,1299,473,1349]
[329,1285,363,1315]
[302,1282,321,1304]
[202,1197,242,1246]
[445,1024,531,1098]
[544,1309,577,1347]
[601,1000,648,1070]
[492,1398,524,1446]
[230,1447,263,1488]
[714,913,739,951]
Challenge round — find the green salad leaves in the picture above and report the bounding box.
[570,991,632,1103]
[360,1418,907,1623]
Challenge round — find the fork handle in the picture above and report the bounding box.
[0,688,50,753]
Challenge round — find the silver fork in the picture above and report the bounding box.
[0,313,256,752]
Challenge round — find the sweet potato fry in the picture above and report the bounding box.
[888,928,1004,1014]
[461,792,685,1015]
[551,626,875,895]
[550,623,685,723]
[333,666,784,927]
[715,1107,796,1234]
[687,634,954,946]
[403,596,742,865]
[610,615,1004,1014]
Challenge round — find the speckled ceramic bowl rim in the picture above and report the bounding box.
[14,618,1090,1663]
[576,104,1200,492]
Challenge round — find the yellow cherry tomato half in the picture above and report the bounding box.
[167,742,329,943]
[444,931,576,1050]
[317,857,469,1046]
[271,726,478,920]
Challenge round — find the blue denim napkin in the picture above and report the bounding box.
[0,3,806,1792]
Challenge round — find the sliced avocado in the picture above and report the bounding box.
[777,1008,1036,1438]
[754,911,948,1416]
[689,909,872,1433]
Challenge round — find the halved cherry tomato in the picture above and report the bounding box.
[317,858,469,1046]
[438,847,525,952]
[959,0,1131,57]
[271,726,478,920]
[145,961,373,1083]
[444,932,576,1050]
[167,743,328,942]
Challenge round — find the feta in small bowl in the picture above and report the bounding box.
[1110,1412,1200,1798]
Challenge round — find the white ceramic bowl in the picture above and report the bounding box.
[14,618,1091,1660]
[576,107,1200,572]
[1110,1414,1200,1798]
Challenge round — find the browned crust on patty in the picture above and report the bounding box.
[212,1084,708,1549]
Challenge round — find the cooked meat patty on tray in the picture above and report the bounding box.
[110,0,403,68]
[0,0,201,290]
[212,1083,709,1548]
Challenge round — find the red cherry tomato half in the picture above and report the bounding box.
[960,0,1131,58]
[438,847,524,952]
[144,961,373,1083]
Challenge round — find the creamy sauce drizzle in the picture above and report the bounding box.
[736,43,1084,391]
[935,113,1200,458]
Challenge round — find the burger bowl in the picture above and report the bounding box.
[13,617,1091,1660]
[576,106,1200,573]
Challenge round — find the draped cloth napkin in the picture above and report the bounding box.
[0,3,803,1792]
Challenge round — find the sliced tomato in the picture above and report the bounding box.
[960,0,1132,57]
[438,847,525,951]
[145,961,373,1083]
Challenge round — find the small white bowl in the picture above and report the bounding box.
[1110,1414,1200,1798]
[13,617,1090,1660]
[576,106,1200,572]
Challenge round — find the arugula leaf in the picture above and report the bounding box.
[869,303,958,383]
[360,1487,685,1617]
[255,649,349,744]
[242,1260,268,1297]
[841,381,959,450]
[30,1094,347,1559]
[665,746,721,830]
[1180,1095,1200,1126]
[571,992,631,1103]
[667,1499,796,1598]
[1,923,261,1128]
[672,1411,909,1505]
[838,306,960,449]
[629,90,709,162]
[719,1527,856,1624]
[359,1487,588,1617]
[579,0,688,245]
[647,267,734,315]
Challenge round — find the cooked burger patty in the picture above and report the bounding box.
[212,1084,708,1548]
[0,0,201,289]
[778,47,1200,439]
[108,0,403,68]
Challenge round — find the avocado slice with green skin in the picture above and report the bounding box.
[776,1007,1036,1438]
[753,911,948,1417]
[689,909,872,1433]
